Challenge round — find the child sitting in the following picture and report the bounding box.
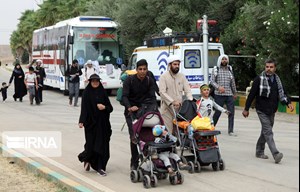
[0,82,9,102]
[197,84,230,123]
[152,125,190,176]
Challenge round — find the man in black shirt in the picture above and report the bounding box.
[242,58,294,164]
[122,59,157,170]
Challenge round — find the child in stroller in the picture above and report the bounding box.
[153,125,191,176]
[130,111,185,188]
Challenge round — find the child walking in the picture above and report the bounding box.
[24,67,38,105]
[196,84,230,123]
[153,125,190,176]
[0,82,9,102]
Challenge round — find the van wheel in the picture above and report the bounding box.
[106,89,112,95]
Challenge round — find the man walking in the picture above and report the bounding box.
[66,59,82,107]
[159,55,193,134]
[210,54,237,136]
[34,59,46,103]
[242,58,294,164]
[122,59,157,170]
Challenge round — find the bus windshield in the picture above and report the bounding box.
[73,27,120,66]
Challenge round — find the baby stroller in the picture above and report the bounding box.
[130,111,184,188]
[172,100,225,173]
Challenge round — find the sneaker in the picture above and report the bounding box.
[84,162,90,171]
[274,152,283,164]
[256,154,269,159]
[97,169,107,176]
[229,132,237,136]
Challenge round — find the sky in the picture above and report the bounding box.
[0,0,41,45]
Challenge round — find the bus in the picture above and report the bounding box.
[32,16,124,94]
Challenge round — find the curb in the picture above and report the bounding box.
[0,143,94,192]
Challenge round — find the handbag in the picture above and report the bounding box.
[191,116,213,130]
[135,103,158,119]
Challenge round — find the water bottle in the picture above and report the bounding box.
[187,124,194,139]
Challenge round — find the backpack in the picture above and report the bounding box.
[116,70,138,105]
[209,65,233,98]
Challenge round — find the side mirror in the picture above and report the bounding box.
[68,35,74,44]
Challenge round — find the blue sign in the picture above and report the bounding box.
[116,57,123,65]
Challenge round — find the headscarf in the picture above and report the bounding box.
[13,63,24,75]
[217,54,229,68]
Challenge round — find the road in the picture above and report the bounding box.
[0,66,299,192]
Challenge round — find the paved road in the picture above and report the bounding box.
[0,66,299,192]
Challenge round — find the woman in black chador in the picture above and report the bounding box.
[8,63,27,101]
[78,74,113,176]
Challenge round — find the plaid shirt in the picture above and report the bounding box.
[211,65,237,96]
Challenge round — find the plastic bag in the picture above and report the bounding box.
[191,116,213,130]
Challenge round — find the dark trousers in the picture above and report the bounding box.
[35,86,43,103]
[256,110,279,157]
[213,95,235,133]
[2,92,7,101]
[124,110,139,168]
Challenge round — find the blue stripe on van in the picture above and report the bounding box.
[154,75,204,82]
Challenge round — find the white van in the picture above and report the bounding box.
[128,36,225,97]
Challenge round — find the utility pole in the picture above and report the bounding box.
[202,15,209,84]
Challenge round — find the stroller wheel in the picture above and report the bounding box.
[212,162,218,171]
[181,156,188,164]
[169,174,178,185]
[219,159,225,171]
[143,175,151,188]
[188,161,195,174]
[130,170,138,183]
[138,169,143,182]
[176,172,184,184]
[195,161,201,173]
[150,175,158,187]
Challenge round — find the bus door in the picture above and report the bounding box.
[59,36,66,90]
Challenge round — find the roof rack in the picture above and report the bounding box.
[144,32,201,47]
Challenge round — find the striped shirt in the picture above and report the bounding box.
[211,65,237,96]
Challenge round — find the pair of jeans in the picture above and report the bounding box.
[213,95,235,133]
[69,82,80,106]
[124,110,139,169]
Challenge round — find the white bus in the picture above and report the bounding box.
[32,16,124,94]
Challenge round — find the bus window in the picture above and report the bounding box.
[184,50,201,68]
[208,49,220,68]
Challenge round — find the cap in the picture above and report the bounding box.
[88,74,101,81]
[167,55,181,64]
